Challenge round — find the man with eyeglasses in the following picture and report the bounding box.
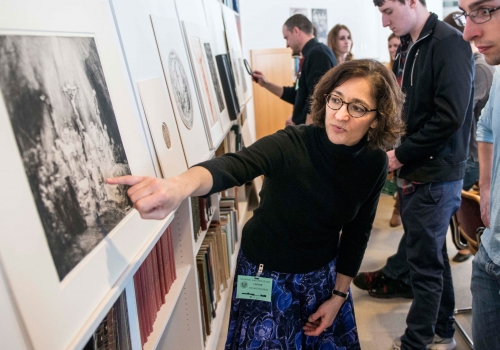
[457,1,500,349]
[354,0,474,349]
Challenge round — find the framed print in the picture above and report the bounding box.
[202,0,228,57]
[137,77,188,179]
[221,6,253,105]
[109,0,211,170]
[150,14,216,161]
[216,53,240,121]
[204,41,232,133]
[311,9,328,45]
[0,0,170,349]
[181,21,226,148]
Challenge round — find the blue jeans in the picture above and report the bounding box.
[471,244,500,350]
[391,181,462,350]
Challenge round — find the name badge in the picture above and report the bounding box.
[236,275,273,302]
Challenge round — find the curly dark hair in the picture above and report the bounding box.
[310,59,405,150]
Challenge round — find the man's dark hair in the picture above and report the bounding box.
[373,0,426,7]
[443,11,464,33]
[284,14,314,35]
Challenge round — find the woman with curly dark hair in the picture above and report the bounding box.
[108,59,405,349]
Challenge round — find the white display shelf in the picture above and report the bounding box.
[68,212,175,350]
[143,264,191,350]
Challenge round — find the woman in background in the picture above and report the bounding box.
[387,32,400,71]
[327,24,353,64]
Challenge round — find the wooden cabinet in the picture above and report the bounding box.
[250,48,295,140]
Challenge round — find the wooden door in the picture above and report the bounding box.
[250,48,294,140]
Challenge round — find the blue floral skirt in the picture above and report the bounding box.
[224,251,361,350]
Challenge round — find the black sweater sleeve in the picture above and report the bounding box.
[336,158,388,277]
[195,128,298,195]
[303,50,335,107]
[281,86,297,105]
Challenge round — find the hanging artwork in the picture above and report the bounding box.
[204,42,225,114]
[189,36,219,128]
[150,14,216,159]
[311,9,328,45]
[290,8,308,17]
[182,21,227,149]
[0,1,168,349]
[0,35,132,281]
[167,50,194,129]
[222,6,252,105]
[137,77,188,179]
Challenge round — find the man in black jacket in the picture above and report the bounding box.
[356,1,474,349]
[252,14,337,125]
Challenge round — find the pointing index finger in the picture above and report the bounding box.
[106,175,145,186]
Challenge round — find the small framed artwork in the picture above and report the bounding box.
[182,21,228,148]
[137,77,189,179]
[150,14,216,161]
[221,6,253,105]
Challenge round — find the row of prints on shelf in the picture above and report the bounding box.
[0,0,250,348]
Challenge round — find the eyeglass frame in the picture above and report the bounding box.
[324,94,377,118]
[453,6,500,27]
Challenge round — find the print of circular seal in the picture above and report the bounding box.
[241,281,248,289]
[168,50,194,129]
[161,122,171,149]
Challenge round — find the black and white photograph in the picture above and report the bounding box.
[0,35,132,280]
[167,50,194,129]
[312,9,328,45]
[290,7,308,17]
[204,42,225,114]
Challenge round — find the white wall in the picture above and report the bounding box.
[239,0,444,64]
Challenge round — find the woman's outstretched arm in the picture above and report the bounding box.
[106,166,213,220]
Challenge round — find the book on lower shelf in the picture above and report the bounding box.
[192,196,216,241]
[82,290,132,350]
[133,225,176,348]
[195,211,240,342]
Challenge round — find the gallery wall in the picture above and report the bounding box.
[239,0,444,65]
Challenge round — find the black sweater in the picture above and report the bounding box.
[197,125,387,276]
[393,13,474,182]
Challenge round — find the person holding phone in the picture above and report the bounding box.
[252,14,337,126]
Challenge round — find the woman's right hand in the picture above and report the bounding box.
[106,175,185,220]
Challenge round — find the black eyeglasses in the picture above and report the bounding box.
[324,94,377,118]
[453,6,500,26]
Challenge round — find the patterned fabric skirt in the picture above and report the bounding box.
[224,251,361,350]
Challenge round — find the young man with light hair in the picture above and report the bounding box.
[359,0,475,349]
[457,0,500,348]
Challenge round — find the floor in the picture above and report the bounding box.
[216,193,474,350]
